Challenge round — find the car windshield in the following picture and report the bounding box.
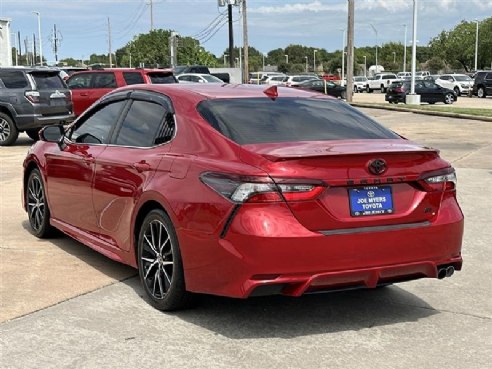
[174,66,187,75]
[197,98,399,145]
[148,73,176,84]
[454,75,472,81]
[202,75,224,83]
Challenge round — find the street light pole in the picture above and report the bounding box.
[11,33,18,65]
[407,0,420,105]
[363,55,367,77]
[313,49,317,72]
[262,53,265,71]
[304,56,308,72]
[33,11,42,66]
[403,24,407,73]
[285,54,288,64]
[223,54,228,66]
[370,24,378,73]
[474,19,479,72]
[341,28,346,84]
[393,51,396,63]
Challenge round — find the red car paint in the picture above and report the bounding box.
[23,84,463,299]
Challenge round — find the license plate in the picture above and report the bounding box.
[349,186,394,217]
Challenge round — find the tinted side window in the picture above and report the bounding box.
[92,73,117,88]
[67,74,92,89]
[486,73,492,80]
[198,98,399,145]
[0,71,28,89]
[148,73,176,84]
[71,101,125,144]
[114,100,166,147]
[123,72,145,85]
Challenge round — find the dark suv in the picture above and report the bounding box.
[0,68,74,146]
[67,68,176,116]
[471,71,492,98]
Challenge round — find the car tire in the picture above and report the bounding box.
[137,209,195,311]
[381,85,386,93]
[26,129,40,141]
[453,87,460,96]
[477,87,486,98]
[26,169,56,238]
[444,93,454,104]
[366,86,372,93]
[340,91,347,100]
[0,112,19,146]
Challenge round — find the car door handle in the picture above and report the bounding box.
[133,161,151,173]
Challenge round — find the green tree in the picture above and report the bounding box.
[429,17,492,72]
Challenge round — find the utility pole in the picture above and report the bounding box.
[24,38,30,65]
[148,0,154,31]
[18,31,22,65]
[346,0,354,102]
[474,19,479,72]
[108,17,113,68]
[227,2,234,67]
[51,24,60,63]
[33,12,42,66]
[33,33,37,66]
[242,0,248,83]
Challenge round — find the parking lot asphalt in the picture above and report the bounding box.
[353,90,492,109]
[1,109,491,368]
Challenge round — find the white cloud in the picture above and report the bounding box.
[249,1,345,14]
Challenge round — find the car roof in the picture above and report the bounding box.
[70,68,173,74]
[113,83,336,101]
[178,73,212,77]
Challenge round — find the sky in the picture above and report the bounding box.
[1,0,491,63]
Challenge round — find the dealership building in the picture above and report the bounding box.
[0,18,12,66]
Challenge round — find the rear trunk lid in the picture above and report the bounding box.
[240,139,450,231]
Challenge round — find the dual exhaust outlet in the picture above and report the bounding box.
[437,266,455,279]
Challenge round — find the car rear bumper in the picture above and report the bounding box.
[179,197,464,298]
[385,94,404,102]
[15,113,75,130]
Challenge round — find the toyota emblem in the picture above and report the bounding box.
[368,159,387,175]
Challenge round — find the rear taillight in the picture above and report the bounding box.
[25,91,40,104]
[421,168,457,191]
[200,172,325,203]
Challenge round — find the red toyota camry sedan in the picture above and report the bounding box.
[22,84,464,310]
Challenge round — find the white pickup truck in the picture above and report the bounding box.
[365,73,399,93]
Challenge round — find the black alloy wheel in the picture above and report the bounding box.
[137,209,194,311]
[0,112,18,146]
[26,169,56,238]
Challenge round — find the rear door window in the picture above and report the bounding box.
[123,72,145,85]
[198,98,398,145]
[0,71,28,89]
[30,72,65,89]
[113,100,167,147]
[92,73,117,88]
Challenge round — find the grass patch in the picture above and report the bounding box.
[358,103,492,118]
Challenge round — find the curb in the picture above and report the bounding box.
[349,102,492,123]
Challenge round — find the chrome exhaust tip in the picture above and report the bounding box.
[445,266,455,278]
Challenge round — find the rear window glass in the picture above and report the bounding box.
[0,71,28,89]
[123,72,145,85]
[198,98,399,145]
[148,73,176,84]
[31,73,65,89]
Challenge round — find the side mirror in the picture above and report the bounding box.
[40,125,64,143]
